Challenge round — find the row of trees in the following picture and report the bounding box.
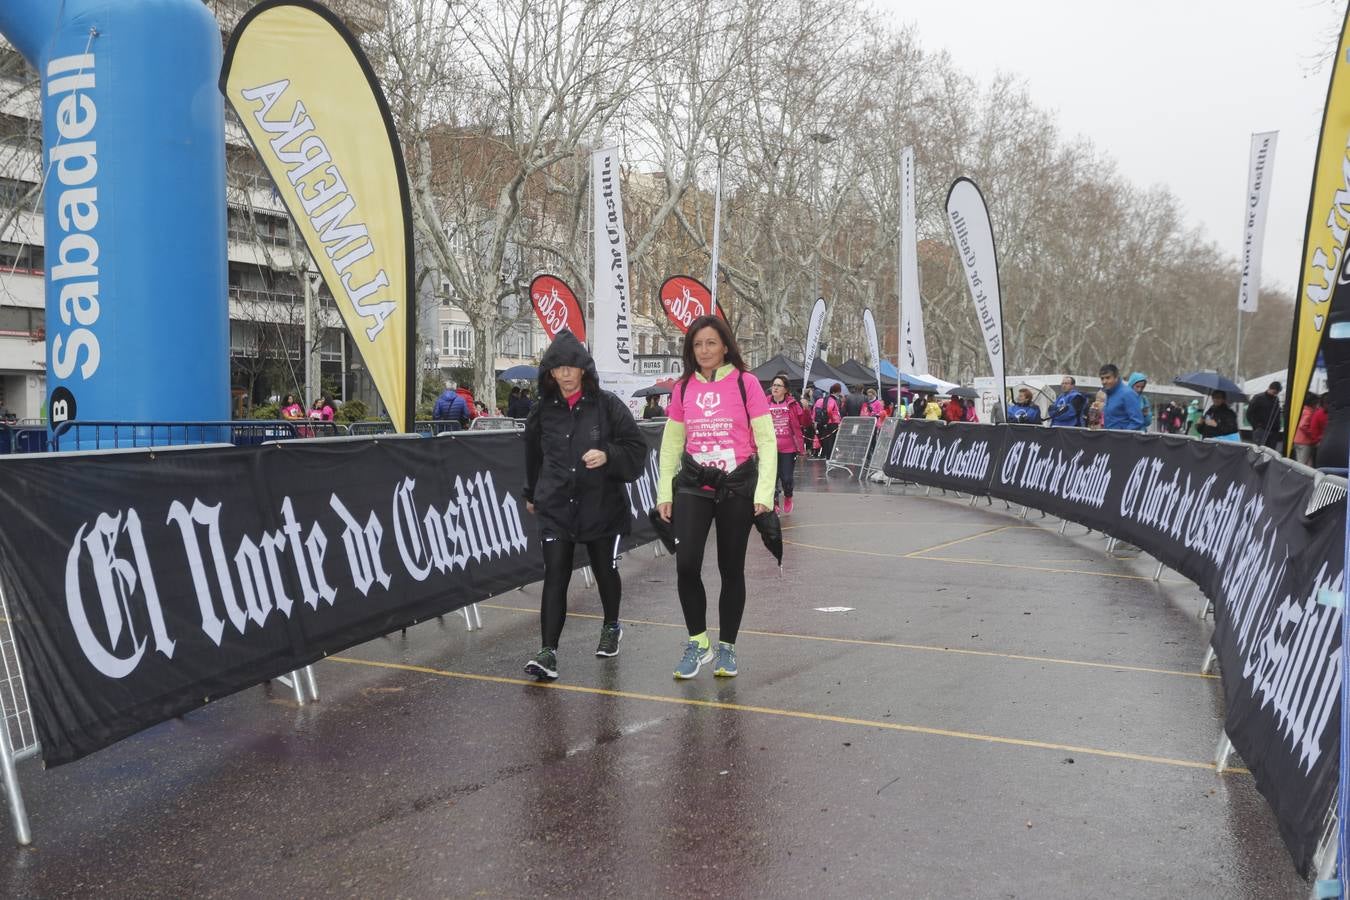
[0,0,1311,411]
[367,0,1301,402]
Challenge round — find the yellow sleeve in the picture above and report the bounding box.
[657,418,686,505]
[751,414,777,510]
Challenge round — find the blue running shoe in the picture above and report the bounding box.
[673,640,712,679]
[714,642,738,677]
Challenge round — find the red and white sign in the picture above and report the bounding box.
[659,275,725,333]
[529,274,586,342]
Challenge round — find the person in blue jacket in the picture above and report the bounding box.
[432,380,471,427]
[1099,364,1144,431]
[1126,372,1153,431]
[1047,375,1087,426]
[1007,387,1043,424]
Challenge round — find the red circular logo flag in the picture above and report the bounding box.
[530,275,585,343]
[659,276,724,333]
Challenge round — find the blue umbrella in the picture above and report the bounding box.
[1173,370,1245,400]
[498,364,538,381]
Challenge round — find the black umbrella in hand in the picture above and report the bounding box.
[754,509,783,573]
[648,507,676,554]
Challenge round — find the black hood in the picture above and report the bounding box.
[537,330,598,393]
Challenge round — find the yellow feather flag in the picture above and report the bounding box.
[221,0,413,432]
[1287,4,1350,455]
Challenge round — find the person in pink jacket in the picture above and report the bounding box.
[859,388,885,418]
[768,374,808,514]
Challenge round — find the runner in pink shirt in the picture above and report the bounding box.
[767,373,807,515]
[657,316,777,680]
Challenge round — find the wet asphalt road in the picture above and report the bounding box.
[0,459,1311,898]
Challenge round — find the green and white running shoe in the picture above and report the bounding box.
[673,640,713,679]
[524,647,558,680]
[595,623,623,657]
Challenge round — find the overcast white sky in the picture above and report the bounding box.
[876,0,1344,295]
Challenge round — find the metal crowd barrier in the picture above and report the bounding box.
[49,420,349,451]
[348,420,463,437]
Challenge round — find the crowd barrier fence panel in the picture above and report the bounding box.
[825,416,878,480]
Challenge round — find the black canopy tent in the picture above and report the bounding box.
[837,358,897,388]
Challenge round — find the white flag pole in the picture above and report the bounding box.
[709,160,722,317]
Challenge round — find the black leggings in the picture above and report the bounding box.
[672,491,755,644]
[539,535,622,649]
[776,451,798,499]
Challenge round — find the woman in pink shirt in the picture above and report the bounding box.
[767,374,807,515]
[656,316,777,680]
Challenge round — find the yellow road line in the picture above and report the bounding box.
[327,655,1247,775]
[784,538,1181,584]
[903,524,1024,557]
[479,603,1217,680]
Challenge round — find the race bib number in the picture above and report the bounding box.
[691,444,736,470]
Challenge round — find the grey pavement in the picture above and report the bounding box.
[0,457,1309,898]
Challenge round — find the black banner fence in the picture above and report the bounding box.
[884,419,1344,876]
[0,426,665,772]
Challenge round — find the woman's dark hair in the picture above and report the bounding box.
[680,315,746,389]
[283,394,296,405]
[538,367,600,399]
[771,372,790,390]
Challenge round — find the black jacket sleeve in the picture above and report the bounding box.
[601,393,649,483]
[523,402,543,501]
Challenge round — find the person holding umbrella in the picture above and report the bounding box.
[521,331,649,681]
[1196,390,1240,441]
[656,315,777,679]
[642,394,665,419]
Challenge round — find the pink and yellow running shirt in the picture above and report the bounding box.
[668,369,768,470]
[657,365,778,509]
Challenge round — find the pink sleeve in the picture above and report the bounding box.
[742,372,769,417]
[667,382,686,422]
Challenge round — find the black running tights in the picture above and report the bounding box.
[672,491,755,644]
[776,451,798,499]
[540,535,622,649]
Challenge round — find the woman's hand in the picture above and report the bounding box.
[657,502,672,522]
[526,501,535,515]
[582,449,608,469]
[754,503,770,516]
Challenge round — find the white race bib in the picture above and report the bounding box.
[691,444,736,471]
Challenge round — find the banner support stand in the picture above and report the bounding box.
[1214,732,1234,773]
[0,708,29,846]
[1200,644,1217,675]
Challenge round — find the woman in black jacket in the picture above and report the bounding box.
[522,330,648,680]
[1196,390,1240,441]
